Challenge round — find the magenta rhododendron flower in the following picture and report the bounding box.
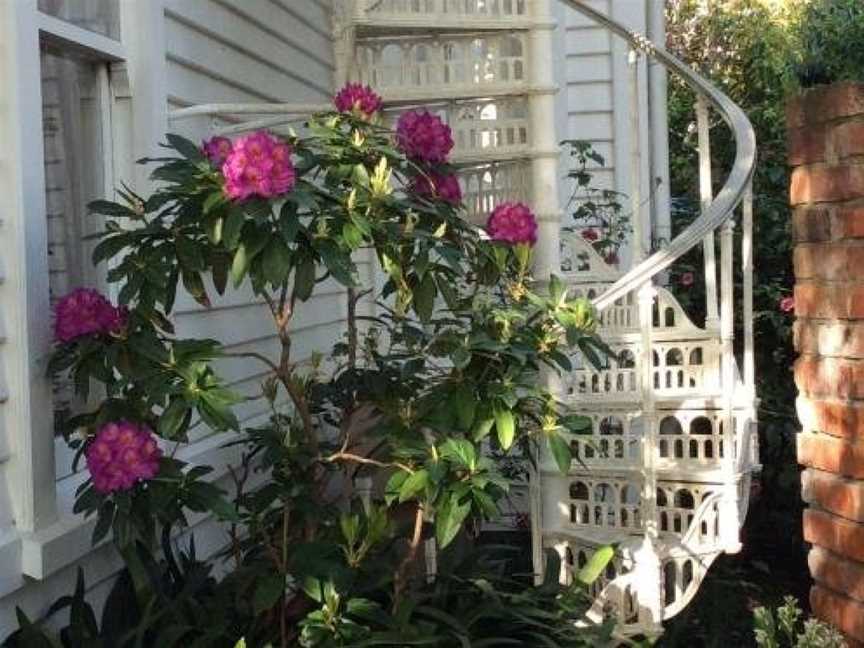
[395,110,454,164]
[202,136,233,167]
[412,171,463,205]
[54,288,128,343]
[582,228,599,242]
[486,202,538,246]
[679,272,695,287]
[86,420,162,494]
[604,251,620,266]
[780,296,795,313]
[334,83,383,120]
[222,131,296,201]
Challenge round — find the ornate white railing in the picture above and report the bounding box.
[544,1,758,637]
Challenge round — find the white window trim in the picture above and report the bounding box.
[0,0,173,586]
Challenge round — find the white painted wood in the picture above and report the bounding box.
[647,1,671,248]
[628,49,645,263]
[697,96,720,329]
[742,182,755,391]
[0,0,60,541]
[37,12,125,60]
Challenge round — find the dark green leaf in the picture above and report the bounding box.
[413,274,437,323]
[262,238,292,285]
[88,199,138,218]
[158,398,191,439]
[223,207,246,251]
[182,270,210,307]
[166,133,204,162]
[293,255,316,302]
[253,574,285,615]
[452,385,476,431]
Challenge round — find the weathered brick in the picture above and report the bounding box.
[797,397,864,440]
[795,321,864,359]
[803,469,864,522]
[793,207,833,242]
[795,283,841,318]
[811,584,864,643]
[847,286,864,319]
[791,165,864,206]
[810,546,864,603]
[789,123,828,166]
[799,432,864,479]
[834,120,864,160]
[789,85,864,648]
[834,206,864,239]
[787,83,864,128]
[795,356,824,395]
[793,244,846,280]
[804,509,864,562]
[794,355,864,399]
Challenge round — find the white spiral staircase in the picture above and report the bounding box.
[168,0,759,638]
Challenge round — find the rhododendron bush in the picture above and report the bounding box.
[26,86,612,647]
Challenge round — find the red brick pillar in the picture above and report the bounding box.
[788,82,864,646]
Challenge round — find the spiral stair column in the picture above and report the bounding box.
[528,0,562,281]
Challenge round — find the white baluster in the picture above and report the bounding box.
[720,218,742,553]
[742,181,755,392]
[637,282,662,630]
[696,96,720,329]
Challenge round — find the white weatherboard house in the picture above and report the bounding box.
[0,0,758,638]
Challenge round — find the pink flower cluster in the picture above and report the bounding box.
[412,171,463,205]
[86,420,162,494]
[780,296,795,313]
[581,228,599,242]
[202,136,233,167]
[334,83,383,120]
[679,272,695,287]
[486,202,538,246]
[222,131,296,201]
[396,110,454,164]
[54,288,128,343]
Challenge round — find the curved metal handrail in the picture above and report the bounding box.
[560,0,757,312]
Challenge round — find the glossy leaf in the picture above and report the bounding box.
[493,406,516,451]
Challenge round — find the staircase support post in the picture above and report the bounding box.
[742,182,755,392]
[636,281,663,630]
[528,0,564,586]
[528,0,562,282]
[696,96,720,330]
[720,218,742,553]
[629,49,647,263]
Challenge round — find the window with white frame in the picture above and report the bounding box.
[41,44,112,440]
[0,0,163,569]
[38,0,120,40]
[33,1,124,483]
